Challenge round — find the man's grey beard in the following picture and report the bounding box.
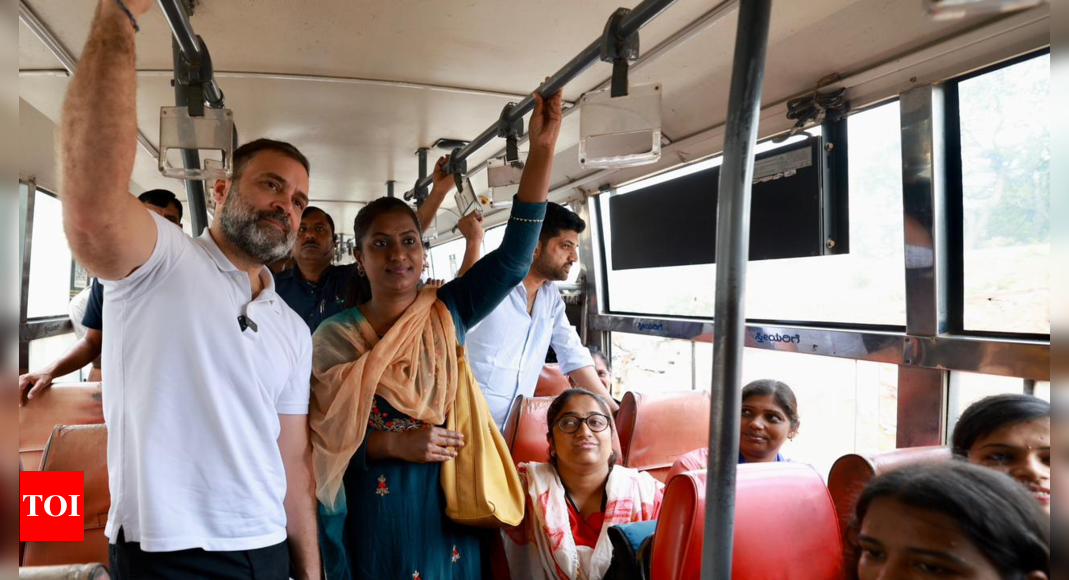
[219,184,296,264]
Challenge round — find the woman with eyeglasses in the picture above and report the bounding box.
[503,388,663,580]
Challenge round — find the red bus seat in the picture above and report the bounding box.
[827,446,950,580]
[503,395,622,465]
[533,364,572,398]
[19,383,104,471]
[666,447,708,485]
[651,464,845,580]
[22,425,110,569]
[19,564,110,580]
[617,391,710,482]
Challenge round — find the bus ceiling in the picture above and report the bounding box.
[18,0,1049,238]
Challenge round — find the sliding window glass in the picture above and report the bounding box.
[958,53,1050,334]
[602,102,905,326]
[26,190,74,319]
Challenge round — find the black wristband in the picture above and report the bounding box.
[112,0,140,32]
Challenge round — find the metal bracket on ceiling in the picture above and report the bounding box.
[496,103,526,167]
[172,34,223,117]
[600,8,641,98]
[445,147,468,193]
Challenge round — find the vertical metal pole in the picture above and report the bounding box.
[387,180,396,198]
[173,39,210,236]
[702,1,773,579]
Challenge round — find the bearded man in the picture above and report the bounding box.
[57,2,319,577]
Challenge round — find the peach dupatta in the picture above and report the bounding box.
[309,286,458,511]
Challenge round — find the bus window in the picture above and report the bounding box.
[947,371,1036,436]
[600,103,906,326]
[27,334,83,383]
[481,224,506,257]
[428,236,467,281]
[696,345,899,478]
[610,333,694,396]
[744,102,906,326]
[1035,382,1050,402]
[960,53,1050,335]
[26,189,74,319]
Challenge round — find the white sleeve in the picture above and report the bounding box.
[100,212,186,302]
[550,296,594,375]
[276,332,312,415]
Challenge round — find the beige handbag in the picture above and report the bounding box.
[440,350,525,528]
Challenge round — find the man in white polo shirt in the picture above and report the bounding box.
[465,202,618,428]
[58,1,319,578]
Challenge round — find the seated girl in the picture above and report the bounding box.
[855,462,1049,580]
[739,379,800,463]
[952,394,1050,514]
[503,388,663,580]
[667,379,801,481]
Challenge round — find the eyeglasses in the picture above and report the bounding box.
[556,413,611,434]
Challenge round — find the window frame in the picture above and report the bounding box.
[945,48,1051,341]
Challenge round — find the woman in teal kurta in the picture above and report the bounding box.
[310,90,565,580]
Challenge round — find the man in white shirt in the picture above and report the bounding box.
[465,202,617,428]
[58,1,319,578]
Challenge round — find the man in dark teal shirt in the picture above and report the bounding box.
[275,207,359,332]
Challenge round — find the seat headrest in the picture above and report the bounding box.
[23,425,111,569]
[665,447,709,486]
[503,396,557,465]
[617,391,710,472]
[39,425,110,528]
[828,446,950,580]
[652,464,845,580]
[503,395,623,466]
[533,364,572,398]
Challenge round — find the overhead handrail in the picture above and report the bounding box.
[158,0,225,109]
[404,0,679,201]
[156,0,235,235]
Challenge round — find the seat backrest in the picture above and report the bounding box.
[617,391,710,482]
[19,564,110,580]
[533,364,572,398]
[503,396,557,465]
[22,425,110,569]
[827,446,951,580]
[652,464,845,580]
[650,471,705,580]
[19,383,104,471]
[503,395,623,466]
